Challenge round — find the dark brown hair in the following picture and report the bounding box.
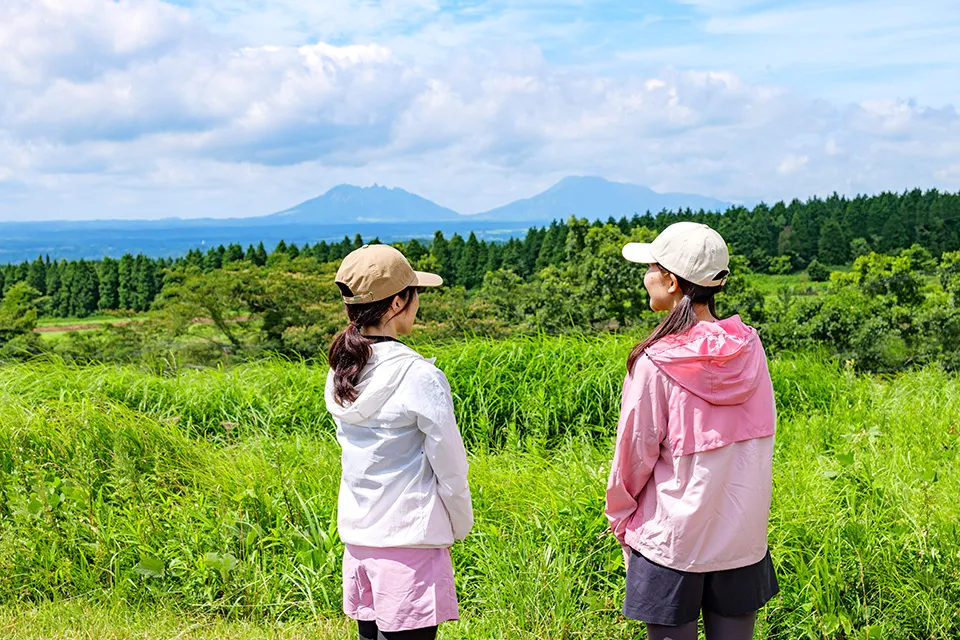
[626,265,726,373]
[328,285,417,406]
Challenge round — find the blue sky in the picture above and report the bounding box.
[0,0,958,220]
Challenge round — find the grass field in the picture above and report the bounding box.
[0,335,958,638]
[751,272,834,298]
[33,314,151,343]
[35,315,133,328]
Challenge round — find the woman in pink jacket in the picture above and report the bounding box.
[605,222,778,640]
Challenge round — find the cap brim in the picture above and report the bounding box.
[413,271,443,287]
[622,242,656,263]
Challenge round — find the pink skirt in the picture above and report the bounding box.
[342,544,460,632]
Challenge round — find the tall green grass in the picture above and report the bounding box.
[0,334,832,445]
[0,600,352,639]
[0,335,958,638]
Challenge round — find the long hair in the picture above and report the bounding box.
[626,267,726,373]
[328,285,417,406]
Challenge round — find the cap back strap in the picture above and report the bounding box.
[341,291,376,304]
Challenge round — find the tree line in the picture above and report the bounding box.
[1,188,958,318]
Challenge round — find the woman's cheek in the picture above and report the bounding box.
[643,277,657,310]
[643,273,657,297]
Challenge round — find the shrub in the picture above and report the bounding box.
[806,259,831,282]
[768,255,794,275]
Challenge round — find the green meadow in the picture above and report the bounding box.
[0,335,958,638]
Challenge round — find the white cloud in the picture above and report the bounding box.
[0,0,194,85]
[934,165,960,185]
[778,155,809,175]
[1,0,959,221]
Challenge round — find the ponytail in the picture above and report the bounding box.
[328,285,417,406]
[328,323,374,406]
[626,270,724,374]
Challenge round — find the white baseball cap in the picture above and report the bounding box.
[622,222,730,287]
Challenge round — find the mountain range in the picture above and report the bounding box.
[0,176,735,262]
[264,176,732,224]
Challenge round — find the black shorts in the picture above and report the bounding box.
[623,549,779,626]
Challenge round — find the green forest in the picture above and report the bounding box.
[1,187,959,372]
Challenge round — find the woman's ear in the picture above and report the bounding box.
[666,273,681,295]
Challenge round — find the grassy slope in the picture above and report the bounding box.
[34,314,152,343]
[35,316,137,329]
[0,601,351,639]
[0,336,958,638]
[751,272,835,298]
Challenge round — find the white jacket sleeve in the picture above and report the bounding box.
[413,366,474,541]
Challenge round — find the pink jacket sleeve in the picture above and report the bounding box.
[605,355,668,547]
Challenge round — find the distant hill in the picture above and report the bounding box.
[474,176,732,222]
[265,184,461,224]
[264,177,731,225]
[0,177,736,262]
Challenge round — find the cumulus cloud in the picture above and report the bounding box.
[9,41,419,153]
[0,0,959,220]
[0,0,195,86]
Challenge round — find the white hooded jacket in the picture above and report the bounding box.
[325,340,474,548]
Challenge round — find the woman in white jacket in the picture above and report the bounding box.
[325,244,474,640]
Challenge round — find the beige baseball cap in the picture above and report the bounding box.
[622,222,730,287]
[335,244,443,304]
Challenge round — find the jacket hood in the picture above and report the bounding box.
[644,315,766,406]
[325,341,430,422]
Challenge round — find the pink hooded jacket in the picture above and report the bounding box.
[605,316,776,573]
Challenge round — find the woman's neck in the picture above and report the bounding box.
[693,304,719,323]
[668,297,718,323]
[361,324,398,339]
